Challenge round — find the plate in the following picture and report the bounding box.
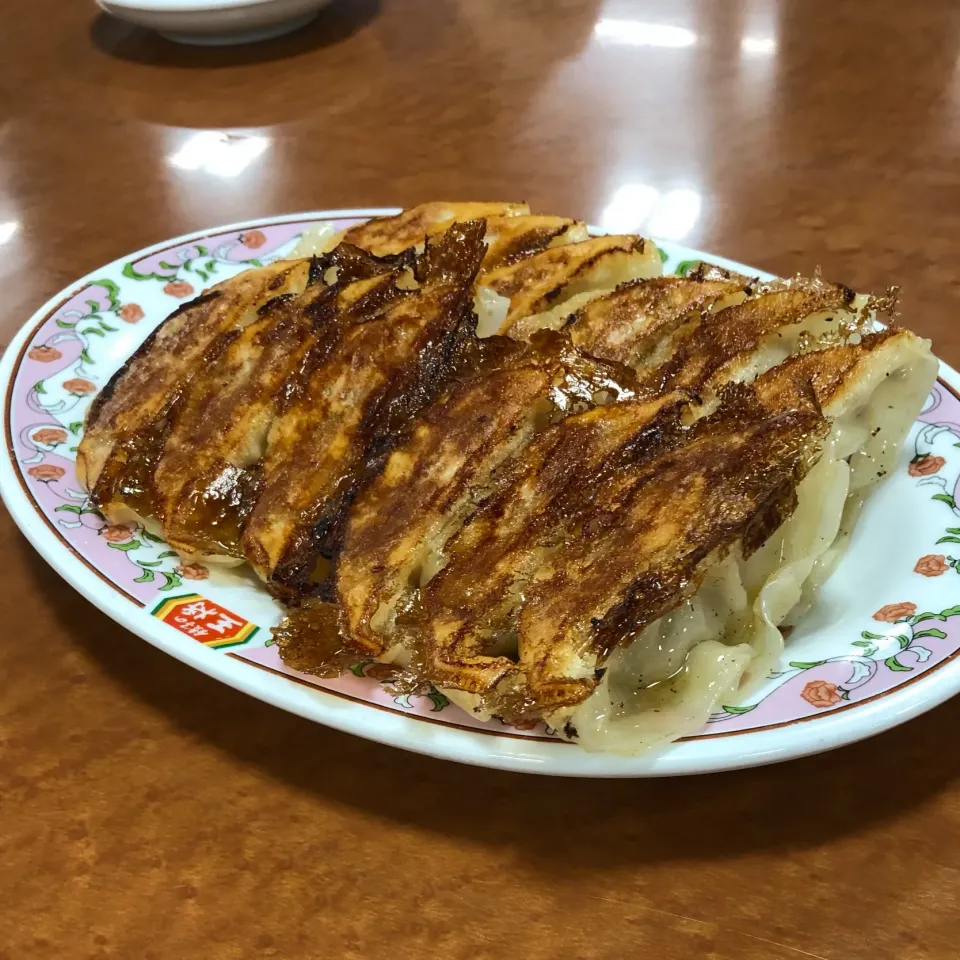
[4,209,960,777]
[97,0,331,46]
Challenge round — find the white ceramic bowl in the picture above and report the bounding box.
[97,0,334,45]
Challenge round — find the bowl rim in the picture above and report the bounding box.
[99,0,320,15]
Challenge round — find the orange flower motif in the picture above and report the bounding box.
[62,378,96,395]
[364,662,401,682]
[102,525,134,543]
[801,679,842,709]
[118,303,144,323]
[909,455,946,477]
[176,563,209,580]
[32,427,68,446]
[28,345,61,363]
[27,464,65,482]
[915,554,950,577]
[163,280,195,298]
[240,229,267,249]
[873,602,917,623]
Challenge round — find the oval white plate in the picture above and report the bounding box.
[4,209,960,777]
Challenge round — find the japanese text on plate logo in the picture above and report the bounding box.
[151,593,258,648]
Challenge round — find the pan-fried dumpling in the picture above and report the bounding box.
[747,327,938,630]
[342,201,529,256]
[474,235,662,337]
[569,328,937,752]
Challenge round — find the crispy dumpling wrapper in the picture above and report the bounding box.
[77,201,940,755]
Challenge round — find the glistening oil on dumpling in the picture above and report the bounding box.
[84,201,939,756]
[569,328,937,753]
[746,328,938,632]
[279,232,934,753]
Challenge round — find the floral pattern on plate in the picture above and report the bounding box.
[6,214,960,751]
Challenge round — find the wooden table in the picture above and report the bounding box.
[3,1,960,957]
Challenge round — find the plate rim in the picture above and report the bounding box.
[3,208,959,778]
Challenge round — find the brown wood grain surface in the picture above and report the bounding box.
[3,1,960,957]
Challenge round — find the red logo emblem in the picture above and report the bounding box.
[151,593,259,649]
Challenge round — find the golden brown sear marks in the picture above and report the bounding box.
[420,393,688,694]
[643,283,856,398]
[336,334,639,659]
[80,202,924,745]
[481,215,587,269]
[80,258,312,519]
[478,235,662,337]
[337,364,562,658]
[512,404,827,718]
[153,268,414,560]
[565,275,744,366]
[419,395,825,720]
[153,285,323,558]
[343,201,528,256]
[752,328,899,414]
[684,260,758,287]
[242,221,488,602]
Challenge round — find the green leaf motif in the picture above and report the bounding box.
[122,262,171,283]
[674,259,698,277]
[913,628,948,640]
[140,529,165,544]
[348,660,373,677]
[931,493,957,508]
[788,660,828,669]
[90,277,121,310]
[157,550,180,559]
[246,258,263,268]
[911,611,945,623]
[80,327,105,338]
[79,348,93,365]
[721,703,757,715]
[158,259,181,270]
[427,689,450,712]
[55,504,83,514]
[134,568,155,583]
[99,322,117,332]
[68,421,83,435]
[657,246,669,264]
[884,655,913,672]
[935,535,960,545]
[122,262,149,281]
[137,560,162,568]
[33,380,46,395]
[852,640,878,656]
[158,571,183,592]
[107,539,141,552]
[937,604,960,618]
[897,634,911,650]
[85,299,101,312]
[860,630,885,640]
[55,318,77,329]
